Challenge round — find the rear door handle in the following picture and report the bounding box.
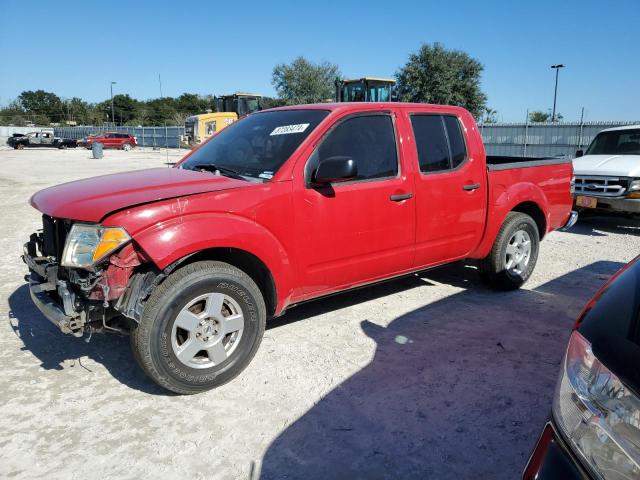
[390,193,413,202]
[462,183,481,191]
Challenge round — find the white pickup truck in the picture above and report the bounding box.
[573,125,640,215]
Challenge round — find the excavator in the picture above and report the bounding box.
[181,93,262,147]
[335,77,396,102]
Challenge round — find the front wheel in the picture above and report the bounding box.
[131,261,266,394]
[479,212,539,290]
[122,143,132,151]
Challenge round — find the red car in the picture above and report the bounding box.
[23,102,576,394]
[82,132,137,150]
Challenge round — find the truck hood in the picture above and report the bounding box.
[573,154,640,177]
[30,167,249,222]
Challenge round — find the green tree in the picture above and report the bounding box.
[175,93,214,116]
[65,97,94,124]
[395,42,487,118]
[144,97,178,125]
[483,107,498,123]
[528,110,563,123]
[272,56,341,105]
[261,96,286,109]
[97,94,140,125]
[17,90,65,123]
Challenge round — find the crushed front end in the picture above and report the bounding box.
[23,215,154,337]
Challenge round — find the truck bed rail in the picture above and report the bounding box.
[486,156,572,171]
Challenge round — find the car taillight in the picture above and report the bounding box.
[553,331,640,479]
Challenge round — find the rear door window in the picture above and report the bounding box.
[411,115,468,173]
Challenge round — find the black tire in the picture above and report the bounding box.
[16,143,24,150]
[58,144,67,150]
[131,260,266,394]
[479,212,539,290]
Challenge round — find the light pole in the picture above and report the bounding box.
[110,81,117,125]
[550,64,564,122]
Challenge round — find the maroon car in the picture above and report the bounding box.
[81,132,137,150]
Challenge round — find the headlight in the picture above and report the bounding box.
[61,224,130,269]
[627,179,640,199]
[553,331,640,479]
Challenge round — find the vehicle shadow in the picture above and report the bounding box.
[258,260,623,480]
[7,284,169,395]
[569,213,640,237]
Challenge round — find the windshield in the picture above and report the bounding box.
[586,129,640,155]
[181,109,329,180]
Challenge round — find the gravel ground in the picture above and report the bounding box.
[1,146,638,479]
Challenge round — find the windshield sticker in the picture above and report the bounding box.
[258,171,274,180]
[270,123,310,136]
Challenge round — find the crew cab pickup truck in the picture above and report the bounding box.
[22,103,577,394]
[7,131,77,149]
[573,125,640,215]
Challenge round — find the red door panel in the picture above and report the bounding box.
[405,111,488,267]
[292,112,416,299]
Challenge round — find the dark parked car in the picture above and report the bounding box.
[524,256,640,479]
[7,131,77,149]
[80,132,137,150]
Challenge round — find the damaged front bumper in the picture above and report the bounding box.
[23,242,86,337]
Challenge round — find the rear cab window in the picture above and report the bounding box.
[410,114,468,173]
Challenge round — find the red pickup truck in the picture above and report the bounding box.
[23,103,576,394]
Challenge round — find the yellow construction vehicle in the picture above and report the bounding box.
[182,111,237,147]
[335,77,396,102]
[215,93,262,118]
[182,93,263,147]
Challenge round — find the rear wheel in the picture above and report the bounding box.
[479,212,539,290]
[131,261,266,394]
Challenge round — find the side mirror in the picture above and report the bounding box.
[575,149,584,158]
[314,156,357,185]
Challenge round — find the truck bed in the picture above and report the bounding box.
[486,155,571,171]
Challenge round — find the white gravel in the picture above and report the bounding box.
[1,146,638,479]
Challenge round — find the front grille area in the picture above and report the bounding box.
[574,176,630,197]
[41,215,71,259]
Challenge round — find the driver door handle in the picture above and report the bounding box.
[463,183,481,191]
[390,193,413,202]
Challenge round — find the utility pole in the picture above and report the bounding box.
[110,81,117,125]
[550,64,564,122]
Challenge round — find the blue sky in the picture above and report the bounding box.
[0,0,638,121]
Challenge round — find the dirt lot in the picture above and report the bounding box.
[1,146,638,479]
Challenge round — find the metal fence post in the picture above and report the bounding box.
[523,109,529,157]
[577,107,585,151]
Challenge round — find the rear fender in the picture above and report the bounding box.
[470,181,549,259]
[130,212,294,313]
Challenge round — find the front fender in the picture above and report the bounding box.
[123,212,294,313]
[470,181,549,259]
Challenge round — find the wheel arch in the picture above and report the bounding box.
[510,201,547,240]
[169,247,278,318]
[470,181,550,259]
